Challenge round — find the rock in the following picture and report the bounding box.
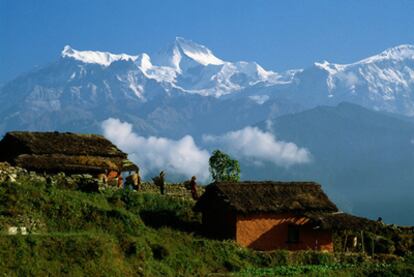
[7,227,18,235]
[20,227,27,235]
[7,226,28,235]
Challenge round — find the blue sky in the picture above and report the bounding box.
[1,0,414,82]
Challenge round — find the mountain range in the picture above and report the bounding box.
[1,38,414,224]
[1,37,414,137]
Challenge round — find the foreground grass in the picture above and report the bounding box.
[0,174,413,276]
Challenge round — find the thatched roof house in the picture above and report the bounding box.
[195,181,382,251]
[0,131,138,175]
[195,181,338,214]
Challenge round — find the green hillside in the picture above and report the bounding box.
[0,163,413,276]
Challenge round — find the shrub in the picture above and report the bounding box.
[292,250,335,265]
[151,244,169,260]
[375,236,396,254]
[272,250,291,265]
[76,176,99,193]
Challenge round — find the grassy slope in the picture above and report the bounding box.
[0,174,413,276]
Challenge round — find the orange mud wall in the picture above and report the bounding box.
[236,213,333,251]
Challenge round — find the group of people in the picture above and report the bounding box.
[152,171,199,200]
[98,170,141,190]
[98,169,199,199]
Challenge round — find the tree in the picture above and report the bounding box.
[209,150,240,182]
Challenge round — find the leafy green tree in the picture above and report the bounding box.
[209,150,240,182]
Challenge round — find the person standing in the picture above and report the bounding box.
[132,170,141,191]
[189,176,198,200]
[128,170,141,191]
[117,173,123,189]
[135,170,141,191]
[152,171,166,195]
[158,171,165,195]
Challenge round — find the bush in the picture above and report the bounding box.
[335,252,368,264]
[375,236,396,254]
[76,176,99,193]
[291,250,336,265]
[151,244,169,260]
[256,250,290,266]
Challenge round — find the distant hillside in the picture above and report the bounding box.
[250,103,414,225]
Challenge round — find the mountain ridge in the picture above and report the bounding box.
[1,38,414,136]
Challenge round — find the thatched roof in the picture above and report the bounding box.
[0,131,126,157]
[305,212,384,231]
[194,181,338,214]
[0,131,138,174]
[14,154,122,174]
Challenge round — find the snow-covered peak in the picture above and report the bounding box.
[359,44,414,64]
[61,45,138,66]
[62,45,75,55]
[315,44,414,73]
[135,53,152,71]
[312,44,414,98]
[174,37,225,66]
[152,37,225,70]
[314,61,346,74]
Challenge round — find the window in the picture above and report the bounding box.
[287,224,300,243]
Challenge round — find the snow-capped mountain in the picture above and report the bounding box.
[147,37,296,97]
[1,38,414,136]
[56,37,291,99]
[61,45,138,66]
[290,44,414,115]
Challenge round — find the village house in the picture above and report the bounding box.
[0,131,138,181]
[194,181,381,252]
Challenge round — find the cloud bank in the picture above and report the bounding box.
[203,126,311,167]
[101,118,210,181]
[102,119,311,182]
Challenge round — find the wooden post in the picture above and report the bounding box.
[343,231,348,252]
[360,231,365,254]
[371,236,375,256]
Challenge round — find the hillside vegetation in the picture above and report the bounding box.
[0,163,413,276]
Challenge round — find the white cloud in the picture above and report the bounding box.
[101,118,210,181]
[249,95,269,105]
[203,126,311,167]
[102,119,311,182]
